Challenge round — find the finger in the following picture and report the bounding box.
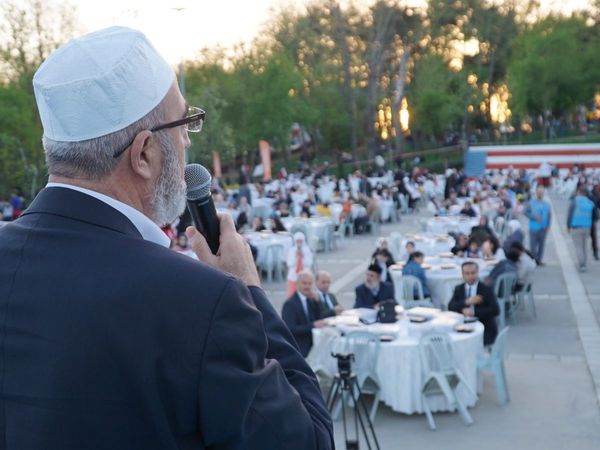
[217,213,237,237]
[186,226,216,263]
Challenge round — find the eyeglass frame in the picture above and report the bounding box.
[112,107,205,158]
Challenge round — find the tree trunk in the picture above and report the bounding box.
[392,47,411,155]
[331,3,358,162]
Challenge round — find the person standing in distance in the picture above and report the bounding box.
[567,185,597,272]
[0,27,332,450]
[525,185,551,265]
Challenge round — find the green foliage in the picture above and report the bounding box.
[508,15,600,116]
[409,55,463,140]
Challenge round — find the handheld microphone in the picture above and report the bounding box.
[184,164,220,254]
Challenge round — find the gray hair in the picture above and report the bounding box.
[297,269,314,282]
[42,100,168,180]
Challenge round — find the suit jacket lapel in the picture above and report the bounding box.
[22,187,143,239]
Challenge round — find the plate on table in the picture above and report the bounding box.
[276,231,290,235]
[421,263,432,270]
[438,252,454,258]
[440,263,457,270]
[454,324,475,333]
[379,334,396,342]
[485,258,499,265]
[409,316,428,323]
[390,263,405,270]
[414,235,424,241]
[435,234,450,241]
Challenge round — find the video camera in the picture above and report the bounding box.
[331,352,354,378]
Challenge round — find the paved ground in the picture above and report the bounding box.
[263,197,600,450]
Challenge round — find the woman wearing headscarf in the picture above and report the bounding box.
[286,232,314,296]
[503,219,524,253]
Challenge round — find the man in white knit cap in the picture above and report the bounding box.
[0,27,332,450]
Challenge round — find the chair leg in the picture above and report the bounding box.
[497,300,506,330]
[421,394,436,430]
[369,391,381,422]
[501,363,510,403]
[454,395,474,426]
[528,293,537,319]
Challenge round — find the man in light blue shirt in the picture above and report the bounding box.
[567,186,597,272]
[525,186,551,265]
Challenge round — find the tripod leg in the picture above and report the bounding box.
[352,380,381,450]
[326,377,340,411]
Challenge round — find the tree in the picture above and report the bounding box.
[508,15,600,119]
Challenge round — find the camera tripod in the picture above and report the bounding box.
[325,355,380,450]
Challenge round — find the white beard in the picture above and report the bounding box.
[150,133,187,226]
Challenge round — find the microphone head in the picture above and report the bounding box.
[185,163,212,201]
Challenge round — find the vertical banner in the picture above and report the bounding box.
[212,151,222,178]
[259,140,272,181]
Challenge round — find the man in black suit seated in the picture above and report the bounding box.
[315,270,344,318]
[354,264,396,309]
[448,261,500,346]
[282,270,327,357]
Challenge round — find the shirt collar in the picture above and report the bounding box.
[46,183,171,248]
[466,281,478,293]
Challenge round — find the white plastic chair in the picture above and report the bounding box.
[494,272,518,330]
[419,333,477,430]
[261,244,285,283]
[516,281,536,319]
[340,331,382,422]
[398,274,425,303]
[477,327,510,405]
[404,299,435,309]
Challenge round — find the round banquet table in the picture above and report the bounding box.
[281,217,335,250]
[390,256,494,308]
[310,319,483,415]
[426,216,479,236]
[399,233,455,258]
[244,231,292,267]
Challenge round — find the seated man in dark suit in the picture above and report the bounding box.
[354,264,395,309]
[449,261,500,346]
[315,270,343,318]
[282,270,327,357]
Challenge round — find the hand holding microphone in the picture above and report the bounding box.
[185,164,260,287]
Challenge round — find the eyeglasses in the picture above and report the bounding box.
[113,106,205,158]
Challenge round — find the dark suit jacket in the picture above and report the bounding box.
[316,291,339,318]
[448,282,500,346]
[0,187,333,450]
[281,293,322,357]
[354,281,395,309]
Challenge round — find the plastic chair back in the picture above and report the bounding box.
[342,331,381,387]
[490,326,509,362]
[419,333,455,375]
[400,275,425,301]
[494,272,517,301]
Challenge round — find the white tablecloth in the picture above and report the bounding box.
[378,199,395,222]
[399,234,455,259]
[390,257,494,308]
[310,318,483,414]
[426,216,479,236]
[244,231,292,267]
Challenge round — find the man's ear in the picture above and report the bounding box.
[129,130,158,180]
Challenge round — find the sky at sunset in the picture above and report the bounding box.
[72,0,594,64]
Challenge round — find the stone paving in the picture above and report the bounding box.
[262,197,600,450]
